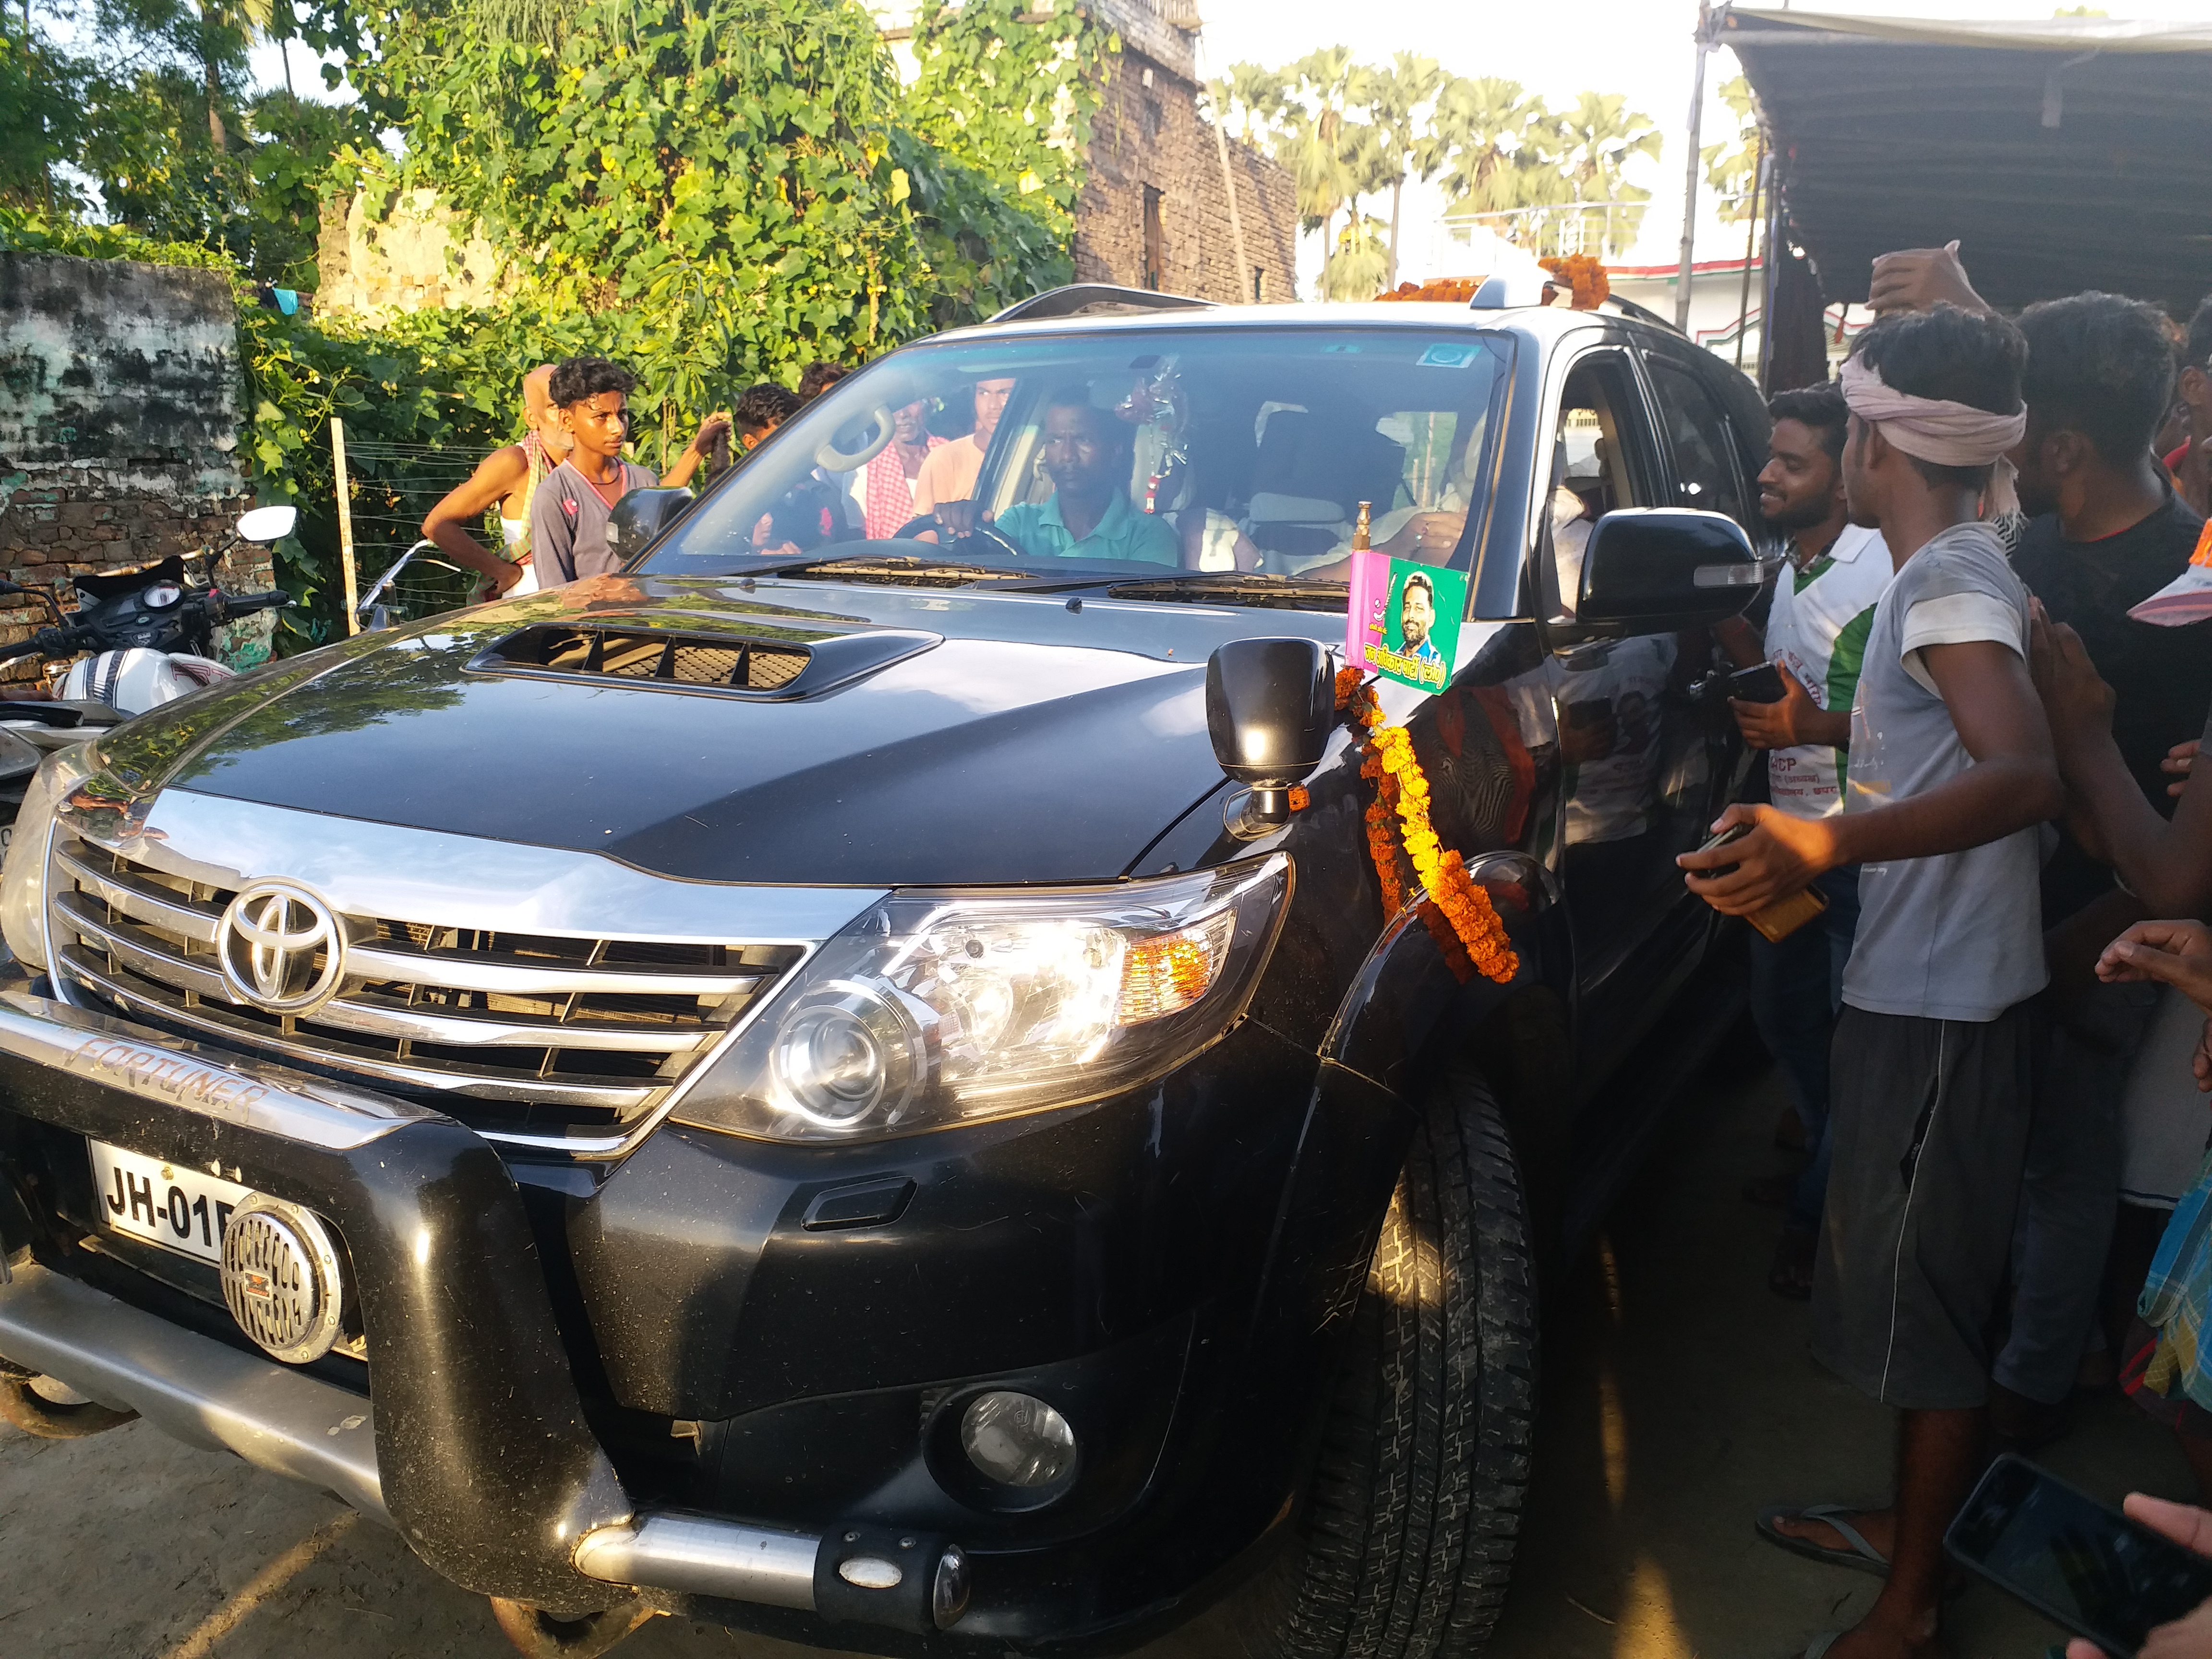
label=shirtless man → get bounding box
[424,367,729,598]
[421,364,569,597]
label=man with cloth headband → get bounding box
[1680,306,2063,1659]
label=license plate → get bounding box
[87,1139,255,1265]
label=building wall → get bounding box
[0,252,272,680]
[1075,50,1298,305]
[317,189,511,319]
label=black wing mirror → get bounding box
[1206,637,1333,838]
[1575,507,1764,633]
[607,488,697,562]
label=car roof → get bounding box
[924,301,1677,350]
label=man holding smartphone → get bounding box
[1731,383,1893,1299]
[1681,307,2063,1659]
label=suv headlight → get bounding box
[671,854,1291,1143]
[0,743,101,973]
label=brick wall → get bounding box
[1075,50,1299,305]
[0,252,273,682]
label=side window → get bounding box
[1645,356,1749,525]
[1545,350,1654,619]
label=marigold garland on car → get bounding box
[1373,276,1483,304]
[1335,669,1519,985]
[1539,254,1610,311]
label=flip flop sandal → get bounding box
[1755,1503,1888,1577]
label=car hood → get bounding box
[96,574,1330,886]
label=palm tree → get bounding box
[1429,77,1559,213]
[1283,46,1361,297]
[1701,74,1761,225]
[1350,51,1444,290]
[1325,211,1391,301]
[197,0,274,153]
[1550,90,1660,258]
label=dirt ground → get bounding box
[0,1056,2190,1659]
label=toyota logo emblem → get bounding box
[217,879,347,1014]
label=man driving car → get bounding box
[935,387,1179,565]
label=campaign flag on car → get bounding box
[1344,550,1389,672]
[1365,559,1467,693]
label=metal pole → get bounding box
[1674,4,1712,332]
[330,417,360,637]
[1734,143,1765,371]
[1756,169,1785,393]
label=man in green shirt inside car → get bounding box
[933,385,1179,566]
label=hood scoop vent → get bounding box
[468,624,941,701]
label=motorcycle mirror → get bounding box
[235,506,298,545]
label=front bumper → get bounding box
[0,980,1406,1651]
[0,989,962,1634]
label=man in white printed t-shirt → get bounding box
[1728,383,1892,1300]
[1681,306,2062,1659]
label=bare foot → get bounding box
[1774,1506,1898,1562]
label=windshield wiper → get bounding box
[1104,572,1348,608]
[778,554,1041,588]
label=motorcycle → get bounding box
[0,505,297,861]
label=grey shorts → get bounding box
[1810,1002,2036,1410]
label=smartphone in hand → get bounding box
[1946,1455,2212,1657]
[1729,663,1788,704]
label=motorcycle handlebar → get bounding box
[0,625,85,667]
[220,590,293,616]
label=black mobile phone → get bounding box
[1693,820,1752,877]
[1946,1455,2212,1657]
[1729,662,1788,704]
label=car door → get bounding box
[1535,338,1719,1074]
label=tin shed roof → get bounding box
[1722,6,2212,315]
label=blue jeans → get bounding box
[1746,864,1862,1233]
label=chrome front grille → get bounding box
[47,834,804,1149]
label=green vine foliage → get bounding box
[362,0,928,390]
[6,0,1113,652]
[900,0,1112,325]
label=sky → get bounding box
[1195,0,2212,291]
[246,0,2212,297]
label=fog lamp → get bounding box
[959,1391,1077,1490]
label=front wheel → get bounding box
[1238,1066,1538,1659]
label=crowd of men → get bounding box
[418,360,842,594]
[1676,245,2212,1659]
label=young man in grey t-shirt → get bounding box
[1681,307,2062,1659]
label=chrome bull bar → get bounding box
[0,987,968,1633]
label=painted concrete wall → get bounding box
[0,252,269,681]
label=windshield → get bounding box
[637,325,1512,599]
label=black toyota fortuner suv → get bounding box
[0,282,1771,1659]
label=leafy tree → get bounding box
[194,0,273,152]
[902,0,1109,325]
[1430,75,1566,223]
[1701,74,1762,227]
[1350,51,1445,291]
[1550,90,1659,256]
[1229,47,1395,299]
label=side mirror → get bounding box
[1575,507,1763,633]
[1206,637,1333,837]
[607,488,696,560]
[235,505,298,545]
